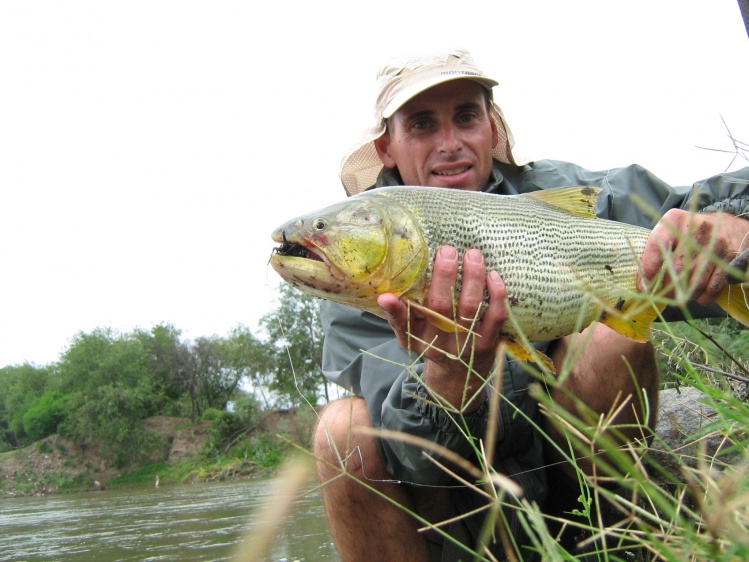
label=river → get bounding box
[0,478,340,561]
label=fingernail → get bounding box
[487,270,503,287]
[465,249,483,264]
[439,246,458,260]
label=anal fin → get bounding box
[502,338,556,374]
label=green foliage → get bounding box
[107,462,169,487]
[52,328,177,467]
[187,335,247,420]
[0,363,55,447]
[134,324,192,404]
[655,316,749,394]
[23,391,68,441]
[244,433,284,468]
[201,393,263,458]
[259,283,327,408]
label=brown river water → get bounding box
[0,478,340,561]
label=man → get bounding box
[313,48,749,561]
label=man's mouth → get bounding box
[433,166,470,177]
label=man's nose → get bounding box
[437,123,462,153]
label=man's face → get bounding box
[374,80,499,191]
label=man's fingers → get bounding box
[479,270,508,336]
[377,293,416,349]
[639,222,671,291]
[456,249,487,325]
[427,246,460,315]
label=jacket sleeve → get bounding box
[320,300,492,485]
[601,164,749,227]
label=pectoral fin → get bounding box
[406,300,555,373]
[405,299,470,333]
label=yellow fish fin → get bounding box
[405,299,470,334]
[597,300,662,342]
[527,186,601,218]
[715,284,749,328]
[502,338,556,374]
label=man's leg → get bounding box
[545,322,659,477]
[543,323,659,558]
[313,396,431,562]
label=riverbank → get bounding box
[0,409,314,497]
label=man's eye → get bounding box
[411,120,430,130]
[458,113,477,124]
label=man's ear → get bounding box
[490,115,499,149]
[374,133,397,168]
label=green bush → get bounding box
[23,392,68,441]
[201,398,263,458]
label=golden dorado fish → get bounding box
[269,185,749,367]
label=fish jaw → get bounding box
[269,253,386,315]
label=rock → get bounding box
[649,386,741,478]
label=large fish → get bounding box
[269,186,749,368]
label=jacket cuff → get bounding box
[411,379,492,440]
[700,196,749,217]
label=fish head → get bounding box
[270,192,429,315]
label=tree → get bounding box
[260,283,327,407]
[56,328,162,464]
[1,363,54,447]
[164,333,251,421]
[222,325,276,409]
[135,324,193,414]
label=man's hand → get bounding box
[639,209,749,305]
[377,246,507,411]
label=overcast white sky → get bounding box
[1,0,748,367]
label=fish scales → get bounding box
[373,187,651,341]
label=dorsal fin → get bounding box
[527,186,601,218]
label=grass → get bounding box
[300,323,749,561]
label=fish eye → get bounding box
[313,218,327,231]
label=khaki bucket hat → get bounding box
[340,48,519,196]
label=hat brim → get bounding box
[382,75,499,119]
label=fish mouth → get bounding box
[270,231,346,285]
[272,233,325,263]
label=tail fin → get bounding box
[715,284,749,327]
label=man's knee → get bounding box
[314,397,384,480]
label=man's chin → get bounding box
[429,174,482,191]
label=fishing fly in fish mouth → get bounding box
[270,184,749,370]
[273,232,324,262]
